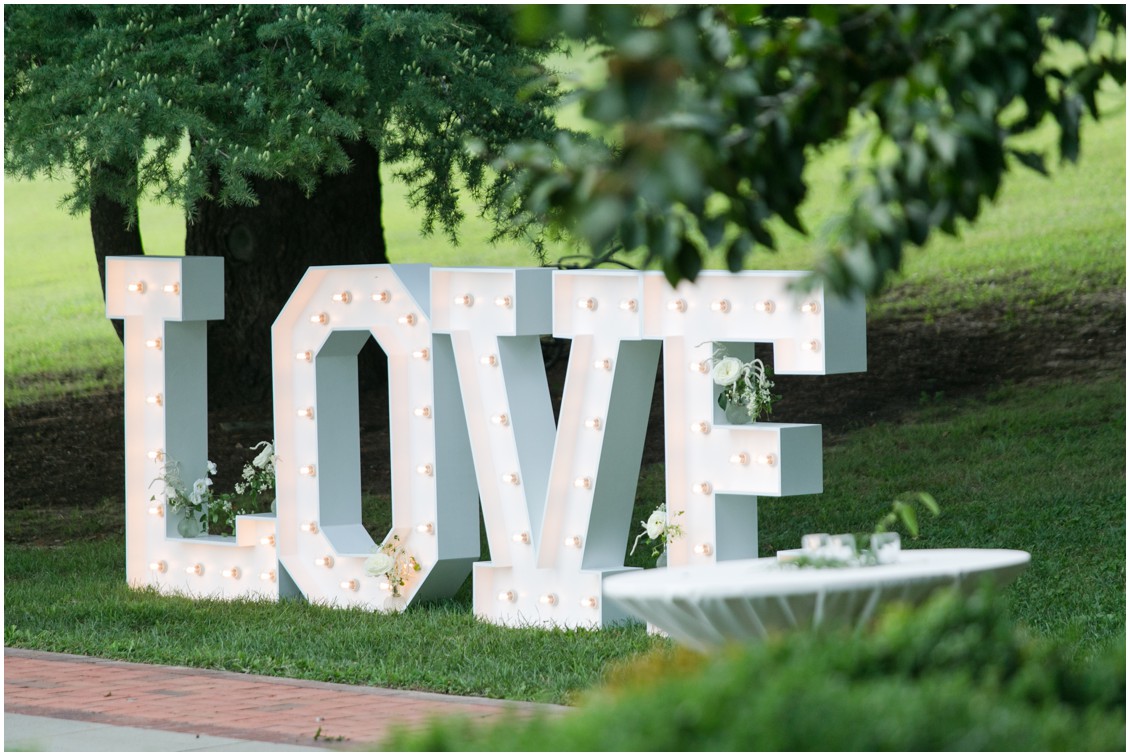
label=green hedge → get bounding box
[383,589,1125,751]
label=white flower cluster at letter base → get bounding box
[364,534,421,601]
[630,503,685,561]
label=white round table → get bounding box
[604,548,1030,652]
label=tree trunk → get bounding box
[185,139,388,410]
[91,162,145,342]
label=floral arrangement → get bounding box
[630,503,684,562]
[711,343,775,422]
[150,441,277,537]
[364,534,421,598]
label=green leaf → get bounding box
[1008,148,1048,177]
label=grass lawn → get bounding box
[5,374,1124,700]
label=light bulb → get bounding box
[480,354,498,367]
[573,477,592,490]
[372,290,391,303]
[577,297,597,311]
[494,295,513,308]
[163,283,180,295]
[801,301,820,314]
[416,522,435,535]
[146,393,163,406]
[145,337,162,350]
[584,417,602,431]
[756,300,775,314]
[491,413,510,426]
[539,593,558,606]
[300,521,319,534]
[417,463,434,476]
[149,560,167,573]
[314,555,334,568]
[693,481,713,495]
[498,590,515,602]
[296,350,313,362]
[127,281,146,294]
[802,339,821,352]
[564,535,583,548]
[331,291,352,304]
[668,298,687,312]
[730,452,750,466]
[378,580,391,592]
[148,503,164,517]
[580,596,598,609]
[297,406,314,419]
[413,348,430,361]
[692,421,710,434]
[260,570,277,582]
[186,563,203,576]
[398,313,416,326]
[620,299,638,312]
[340,579,359,592]
[260,535,276,546]
[414,406,432,419]
[694,543,714,556]
[310,312,328,325]
[711,299,731,313]
[512,531,531,544]
[594,358,612,371]
[758,454,777,467]
[147,449,165,462]
[690,361,708,374]
[222,567,241,579]
[502,472,520,486]
[454,294,474,306]
[299,464,316,477]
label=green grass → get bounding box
[6,375,1124,700]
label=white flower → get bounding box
[645,508,667,540]
[189,477,211,505]
[364,551,395,577]
[252,442,275,470]
[207,460,218,475]
[712,356,743,386]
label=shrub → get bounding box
[382,588,1125,751]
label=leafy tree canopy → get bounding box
[4,4,558,242]
[499,5,1125,295]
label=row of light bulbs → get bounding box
[127,281,180,295]
[497,590,599,609]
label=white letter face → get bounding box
[107,256,279,598]
[432,268,659,628]
[641,271,867,567]
[272,265,478,610]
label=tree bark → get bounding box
[91,162,145,342]
[185,139,388,409]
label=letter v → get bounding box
[432,268,659,627]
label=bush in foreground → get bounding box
[383,589,1125,751]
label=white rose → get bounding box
[189,477,211,504]
[252,442,275,470]
[364,551,395,577]
[712,357,743,387]
[645,509,667,540]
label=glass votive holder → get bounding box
[870,531,901,564]
[801,533,830,557]
[829,533,857,561]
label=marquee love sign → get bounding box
[107,257,865,628]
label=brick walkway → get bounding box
[5,648,567,750]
